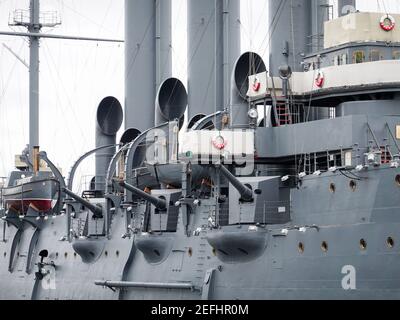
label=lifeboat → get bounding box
[1,172,60,214]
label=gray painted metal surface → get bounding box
[230,52,266,128]
[4,0,400,302]
[187,0,240,119]
[155,78,187,125]
[95,97,123,191]
[269,0,311,75]
[0,31,123,42]
[311,0,329,52]
[29,0,40,163]
[125,0,172,131]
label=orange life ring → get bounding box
[315,70,324,88]
[380,14,395,32]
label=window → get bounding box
[342,53,348,65]
[352,51,365,64]
[334,55,340,66]
[329,107,336,119]
[369,50,381,62]
[393,51,400,60]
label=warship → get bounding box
[1,0,400,300]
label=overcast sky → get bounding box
[0,0,400,190]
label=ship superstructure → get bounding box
[1,0,400,300]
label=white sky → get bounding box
[0,0,400,189]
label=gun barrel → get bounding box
[63,188,103,217]
[119,181,166,210]
[217,164,253,201]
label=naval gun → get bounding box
[117,179,181,233]
[62,188,103,218]
[216,164,253,202]
[117,180,167,210]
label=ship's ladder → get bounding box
[276,101,292,126]
[304,153,312,174]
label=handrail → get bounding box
[67,144,118,191]
[105,142,133,194]
[94,280,195,290]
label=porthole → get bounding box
[55,252,59,258]
[387,237,394,248]
[395,175,400,186]
[188,247,193,257]
[321,241,328,252]
[3,252,6,258]
[116,250,120,257]
[360,239,367,250]
[104,250,108,257]
[73,252,77,258]
[64,252,68,258]
[349,180,357,191]
[329,183,336,193]
[298,242,304,254]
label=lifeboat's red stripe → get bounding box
[5,199,53,212]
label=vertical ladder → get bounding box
[303,154,311,174]
[276,100,292,126]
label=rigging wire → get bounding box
[41,44,79,157]
[171,0,186,80]
[61,0,116,34]
[0,41,25,176]
[125,1,160,82]
[42,41,88,147]
[236,0,288,103]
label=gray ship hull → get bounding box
[1,165,400,300]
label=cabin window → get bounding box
[369,50,381,62]
[329,107,336,119]
[334,55,340,66]
[352,51,365,64]
[393,51,400,60]
[342,54,348,65]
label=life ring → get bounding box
[380,14,396,32]
[315,70,324,88]
[212,135,227,150]
[252,79,261,92]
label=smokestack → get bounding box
[95,97,123,191]
[338,0,356,17]
[269,0,311,76]
[311,0,329,52]
[187,0,240,121]
[125,0,172,131]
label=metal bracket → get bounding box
[201,268,217,300]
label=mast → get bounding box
[28,0,41,163]
[0,0,123,170]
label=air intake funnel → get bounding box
[155,77,188,125]
[120,128,141,145]
[95,96,123,191]
[230,52,266,128]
